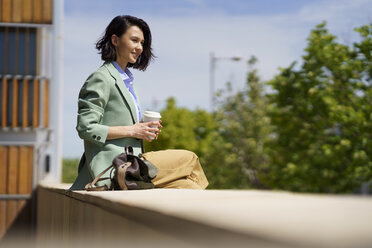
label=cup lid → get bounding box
[144,111,161,118]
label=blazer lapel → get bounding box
[104,62,138,123]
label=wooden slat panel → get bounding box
[18,146,33,217]
[27,146,34,192]
[0,146,8,193]
[0,146,7,240]
[12,0,23,22]
[17,146,29,213]
[18,146,33,194]
[12,78,18,128]
[1,0,12,22]
[22,0,33,23]
[7,146,19,194]
[18,146,28,194]
[6,146,19,229]
[43,79,49,128]
[33,0,43,23]
[43,0,52,23]
[1,77,8,128]
[23,78,29,128]
[32,78,39,128]
[0,200,6,239]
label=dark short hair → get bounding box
[96,15,154,71]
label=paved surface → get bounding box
[40,183,372,248]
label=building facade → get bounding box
[0,0,63,239]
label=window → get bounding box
[0,27,38,75]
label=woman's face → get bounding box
[112,25,144,65]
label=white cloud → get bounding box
[62,0,372,157]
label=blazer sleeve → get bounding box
[76,71,110,145]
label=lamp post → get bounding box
[209,52,242,112]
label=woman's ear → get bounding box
[111,34,118,47]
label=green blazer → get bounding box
[70,62,143,190]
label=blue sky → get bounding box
[65,0,318,16]
[62,0,372,157]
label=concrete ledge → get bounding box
[37,182,372,248]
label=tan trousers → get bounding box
[142,150,209,189]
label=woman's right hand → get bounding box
[131,121,161,141]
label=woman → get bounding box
[70,15,208,190]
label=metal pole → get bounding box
[209,53,242,112]
[52,0,64,182]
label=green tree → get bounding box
[264,22,372,193]
[144,97,216,171]
[204,56,271,189]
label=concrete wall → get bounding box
[36,183,372,248]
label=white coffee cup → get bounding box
[143,111,161,140]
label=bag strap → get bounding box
[85,164,114,191]
[116,162,132,190]
[124,146,134,155]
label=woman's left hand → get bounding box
[131,121,162,141]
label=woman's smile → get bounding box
[131,51,139,60]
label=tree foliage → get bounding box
[144,57,271,189]
[144,97,216,169]
[139,22,372,193]
[205,56,271,188]
[264,22,372,192]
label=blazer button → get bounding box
[97,136,101,141]
[92,135,97,139]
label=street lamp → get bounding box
[209,52,242,112]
